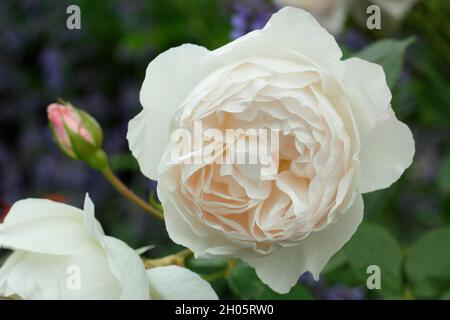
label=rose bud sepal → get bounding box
[47,101,107,170]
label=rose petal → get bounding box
[128,44,212,180]
[82,193,105,243]
[146,265,218,300]
[0,251,66,299]
[244,193,363,293]
[0,199,96,255]
[0,249,121,300]
[160,184,256,258]
[359,115,415,193]
[102,236,149,300]
[343,57,392,138]
[274,0,350,35]
[213,7,343,78]
[160,185,225,256]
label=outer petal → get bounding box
[342,57,392,138]
[0,251,66,299]
[59,248,121,299]
[102,236,150,300]
[81,193,149,299]
[127,44,212,180]
[82,193,105,243]
[0,199,96,255]
[343,58,414,192]
[358,114,415,193]
[159,185,253,258]
[275,0,350,35]
[212,7,343,77]
[146,266,218,300]
[0,249,121,300]
[161,193,209,255]
[244,194,363,293]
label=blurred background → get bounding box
[0,0,449,300]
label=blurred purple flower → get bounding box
[75,93,109,123]
[324,284,365,300]
[104,125,128,154]
[148,179,159,203]
[3,29,26,53]
[399,69,413,85]
[149,179,158,193]
[39,47,64,91]
[250,11,272,30]
[0,147,21,202]
[338,29,369,51]
[399,192,440,217]
[409,128,445,184]
[0,58,15,92]
[118,82,140,117]
[230,13,247,39]
[231,13,247,31]
[230,29,246,40]
[298,273,366,300]
[299,272,323,287]
[228,0,275,40]
[33,154,88,191]
[19,127,54,159]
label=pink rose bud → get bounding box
[47,103,94,157]
[47,101,107,169]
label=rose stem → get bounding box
[143,248,193,269]
[101,166,164,221]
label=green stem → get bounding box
[143,249,192,269]
[101,167,164,221]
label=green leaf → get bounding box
[227,261,265,299]
[186,257,228,275]
[437,151,450,194]
[343,223,403,295]
[227,261,312,300]
[405,227,450,298]
[441,290,450,300]
[355,37,414,88]
[322,249,347,274]
[323,265,362,287]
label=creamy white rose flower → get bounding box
[128,7,415,293]
[0,195,217,300]
[274,0,350,34]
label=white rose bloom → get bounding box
[0,195,217,300]
[128,7,414,293]
[274,0,350,34]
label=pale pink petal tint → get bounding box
[47,103,94,149]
